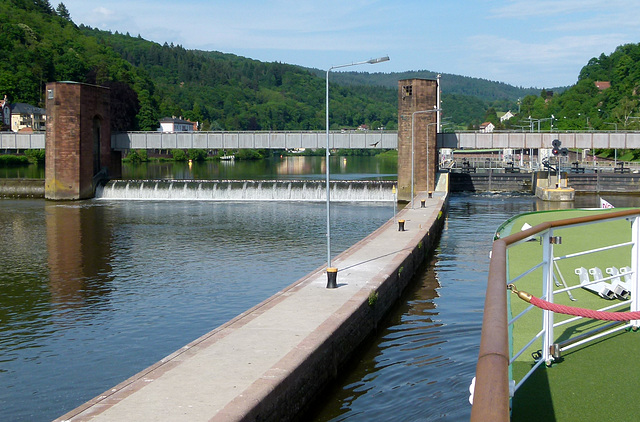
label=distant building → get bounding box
[479,122,495,133]
[595,81,611,91]
[159,116,198,132]
[9,102,46,132]
[498,110,515,122]
[0,95,10,129]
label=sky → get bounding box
[60,0,640,89]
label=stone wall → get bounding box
[449,172,534,193]
[567,173,640,193]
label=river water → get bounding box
[1,199,396,421]
[1,156,639,421]
[305,193,540,421]
[0,155,398,181]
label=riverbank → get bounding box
[55,190,448,421]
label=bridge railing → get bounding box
[0,132,45,150]
[5,130,640,152]
[111,130,398,150]
[439,131,640,149]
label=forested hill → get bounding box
[513,43,640,136]
[307,69,546,102]
[0,0,574,133]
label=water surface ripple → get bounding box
[0,199,392,421]
[307,193,539,421]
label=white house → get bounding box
[499,110,515,123]
[479,122,495,133]
[159,116,197,132]
[0,96,10,129]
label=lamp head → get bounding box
[367,56,390,64]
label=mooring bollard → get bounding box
[420,199,426,208]
[428,191,433,198]
[398,219,405,231]
[326,267,338,289]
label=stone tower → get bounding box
[397,79,439,202]
[45,82,115,200]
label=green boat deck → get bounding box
[499,209,640,421]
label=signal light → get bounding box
[551,139,561,156]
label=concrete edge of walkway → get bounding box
[56,191,449,422]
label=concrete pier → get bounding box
[55,190,448,422]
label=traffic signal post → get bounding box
[535,139,576,202]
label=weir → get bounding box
[96,179,396,202]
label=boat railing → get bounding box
[470,208,640,422]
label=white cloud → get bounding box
[489,0,629,19]
[93,6,115,18]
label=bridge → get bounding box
[4,130,640,151]
[438,131,640,149]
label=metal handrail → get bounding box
[470,208,640,422]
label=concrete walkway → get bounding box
[57,191,447,422]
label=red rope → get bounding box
[530,296,640,321]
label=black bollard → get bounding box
[420,199,426,208]
[428,191,433,198]
[326,267,338,289]
[398,219,405,231]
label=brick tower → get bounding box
[397,79,439,202]
[45,82,113,200]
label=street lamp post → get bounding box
[426,121,438,193]
[410,108,440,208]
[325,56,389,285]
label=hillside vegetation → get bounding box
[4,0,639,138]
[488,43,640,137]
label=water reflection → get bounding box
[45,203,113,308]
[120,156,397,181]
[0,155,397,182]
[0,163,44,179]
[0,199,393,421]
[307,194,541,422]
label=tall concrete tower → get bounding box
[397,79,439,202]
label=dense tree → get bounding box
[56,2,70,20]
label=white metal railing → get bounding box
[471,208,640,422]
[5,131,640,152]
[110,130,398,150]
[508,214,640,393]
[0,132,45,149]
[439,131,640,150]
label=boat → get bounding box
[470,207,640,421]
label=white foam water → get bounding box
[96,180,396,202]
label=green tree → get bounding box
[613,98,638,128]
[56,2,70,20]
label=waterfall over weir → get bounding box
[96,180,396,202]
